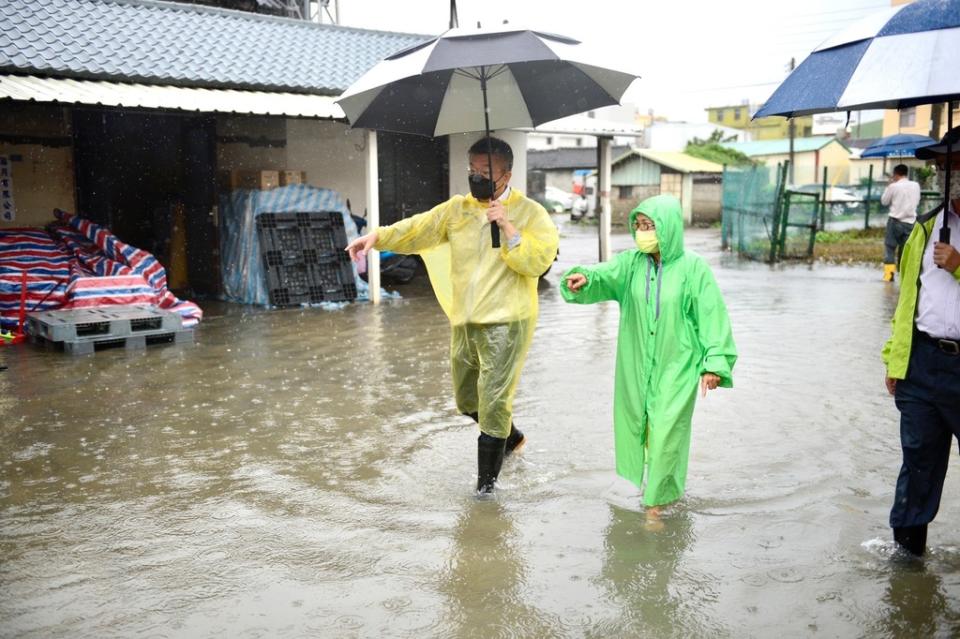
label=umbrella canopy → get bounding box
[755,0,960,118]
[335,25,639,138]
[861,133,937,158]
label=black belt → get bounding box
[915,330,960,355]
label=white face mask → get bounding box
[936,168,960,201]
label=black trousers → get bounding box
[890,334,960,529]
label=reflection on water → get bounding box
[3,223,960,637]
[593,506,697,637]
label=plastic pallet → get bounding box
[31,329,194,355]
[256,211,357,306]
[26,306,185,342]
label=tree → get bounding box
[684,129,754,166]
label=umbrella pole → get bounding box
[480,66,501,248]
[943,107,953,246]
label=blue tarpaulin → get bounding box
[219,184,392,306]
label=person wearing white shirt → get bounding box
[882,126,960,556]
[880,164,921,282]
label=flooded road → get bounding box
[3,218,960,638]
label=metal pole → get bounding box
[480,67,500,248]
[598,136,612,262]
[864,164,873,230]
[365,129,381,304]
[820,166,828,229]
[942,107,953,246]
[449,0,459,28]
[788,57,796,185]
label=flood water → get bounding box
[3,218,960,638]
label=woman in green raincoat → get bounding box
[561,194,736,514]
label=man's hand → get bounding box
[885,376,897,396]
[565,273,588,292]
[346,231,378,262]
[933,242,960,272]
[700,373,721,397]
[486,201,517,240]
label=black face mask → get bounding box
[469,173,495,200]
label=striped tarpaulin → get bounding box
[0,214,202,329]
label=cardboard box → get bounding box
[279,170,307,186]
[224,170,280,191]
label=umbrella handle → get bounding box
[480,67,501,249]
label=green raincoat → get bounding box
[561,195,737,506]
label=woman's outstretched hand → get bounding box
[565,273,588,292]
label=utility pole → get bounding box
[787,57,796,185]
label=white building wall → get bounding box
[285,119,370,215]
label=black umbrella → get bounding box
[336,24,639,247]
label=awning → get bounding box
[0,74,346,119]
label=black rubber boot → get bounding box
[477,433,507,495]
[893,524,928,557]
[505,423,525,455]
[464,412,525,456]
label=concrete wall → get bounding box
[215,116,371,215]
[692,177,723,224]
[0,103,76,228]
[543,169,574,192]
[285,119,369,216]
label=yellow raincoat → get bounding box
[375,189,558,438]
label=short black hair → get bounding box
[893,164,909,176]
[468,136,513,171]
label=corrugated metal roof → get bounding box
[0,0,429,94]
[612,149,724,173]
[722,136,850,156]
[527,145,631,170]
[0,74,344,118]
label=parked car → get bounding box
[545,186,576,211]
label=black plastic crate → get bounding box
[256,211,356,307]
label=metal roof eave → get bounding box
[0,74,347,120]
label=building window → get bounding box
[734,108,741,121]
[545,136,553,145]
[618,185,634,200]
[576,138,583,147]
[716,109,725,121]
[899,108,916,128]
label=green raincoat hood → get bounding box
[629,195,685,263]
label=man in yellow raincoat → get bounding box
[561,195,736,517]
[346,137,559,495]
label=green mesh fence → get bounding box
[721,163,788,261]
[722,163,943,262]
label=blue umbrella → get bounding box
[755,0,959,241]
[860,133,937,158]
[755,0,960,118]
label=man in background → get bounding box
[880,164,921,282]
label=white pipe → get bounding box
[365,129,381,305]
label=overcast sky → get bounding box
[330,0,893,123]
